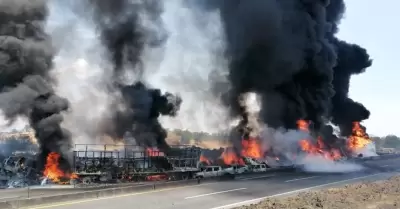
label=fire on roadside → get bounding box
[297,120,342,160]
[43,152,78,184]
[200,120,373,166]
[348,121,371,151]
[200,154,211,165]
[220,148,245,165]
[241,137,263,159]
[218,136,264,166]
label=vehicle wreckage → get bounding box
[0,144,203,187]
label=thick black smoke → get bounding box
[203,0,336,141]
[0,0,72,170]
[326,1,372,137]
[200,0,371,148]
[330,39,372,136]
[88,0,181,150]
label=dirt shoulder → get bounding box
[236,176,400,209]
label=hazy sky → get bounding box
[1,0,396,137]
[337,0,399,136]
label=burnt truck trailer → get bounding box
[72,144,201,184]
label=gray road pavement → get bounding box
[0,182,149,201]
[21,157,400,209]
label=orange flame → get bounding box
[146,148,165,157]
[43,152,77,184]
[220,149,244,165]
[348,122,371,151]
[297,120,309,132]
[200,154,211,165]
[241,137,263,159]
[297,120,342,160]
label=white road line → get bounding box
[237,174,276,181]
[0,196,21,200]
[210,173,382,209]
[382,165,390,167]
[185,188,247,199]
[285,176,319,182]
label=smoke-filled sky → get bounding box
[0,0,397,137]
[336,0,399,136]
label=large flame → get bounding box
[220,148,244,165]
[241,137,263,159]
[348,122,371,151]
[297,120,342,160]
[43,152,77,184]
[200,154,211,165]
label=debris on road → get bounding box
[236,175,400,209]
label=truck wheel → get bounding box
[82,177,92,185]
[181,174,189,180]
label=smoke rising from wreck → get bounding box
[325,0,372,137]
[0,0,72,170]
[195,0,373,150]
[87,0,182,150]
[0,0,374,175]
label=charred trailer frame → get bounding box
[72,144,201,184]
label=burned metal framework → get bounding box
[72,144,201,182]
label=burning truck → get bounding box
[198,120,375,171]
[0,119,376,188]
[38,144,201,186]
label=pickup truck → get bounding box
[224,165,249,174]
[195,164,250,178]
[250,164,268,172]
[195,166,225,178]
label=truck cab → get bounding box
[224,164,249,174]
[195,166,224,178]
[251,164,267,172]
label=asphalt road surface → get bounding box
[20,157,400,209]
[0,182,148,201]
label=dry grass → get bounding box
[236,176,400,209]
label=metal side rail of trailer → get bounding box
[71,144,202,184]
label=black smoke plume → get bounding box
[326,1,372,137]
[204,0,336,143]
[330,39,372,136]
[200,0,371,148]
[0,0,72,171]
[88,0,181,150]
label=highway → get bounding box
[0,182,150,201]
[20,156,400,209]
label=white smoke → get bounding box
[142,0,232,133]
[299,155,364,173]
[0,113,27,132]
[352,141,378,157]
[46,1,115,144]
[258,125,365,173]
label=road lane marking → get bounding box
[210,173,382,209]
[382,165,390,167]
[0,196,21,200]
[185,188,247,199]
[237,174,276,181]
[23,182,219,209]
[285,176,319,182]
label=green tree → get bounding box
[382,135,400,148]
